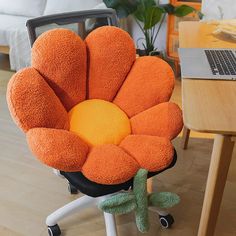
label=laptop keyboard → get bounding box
[204,50,236,76]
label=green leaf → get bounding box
[148,192,180,209]
[121,0,139,15]
[103,0,138,18]
[137,0,155,8]
[134,0,157,23]
[174,5,195,17]
[98,192,137,214]
[133,169,149,233]
[133,169,148,193]
[115,5,130,18]
[134,4,145,22]
[198,11,204,20]
[144,6,164,29]
[160,3,175,14]
[103,0,120,8]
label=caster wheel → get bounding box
[68,182,79,194]
[48,224,61,236]
[159,214,174,229]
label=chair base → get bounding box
[46,194,172,236]
[46,195,118,236]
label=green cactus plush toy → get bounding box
[98,169,180,233]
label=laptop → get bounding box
[178,48,236,80]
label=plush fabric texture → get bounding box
[98,192,137,215]
[99,169,149,233]
[32,29,87,111]
[7,26,183,185]
[114,56,175,117]
[131,102,183,140]
[120,135,174,172]
[148,192,180,209]
[133,169,149,233]
[82,144,139,184]
[27,128,89,172]
[99,169,180,233]
[69,99,131,146]
[7,67,69,132]
[86,26,136,101]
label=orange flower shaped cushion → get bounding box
[7,26,183,185]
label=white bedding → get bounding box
[0,14,31,71]
[44,0,102,15]
[8,25,31,71]
[0,14,29,46]
[0,0,46,17]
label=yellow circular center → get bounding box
[69,99,131,146]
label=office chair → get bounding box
[7,9,183,236]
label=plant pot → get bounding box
[136,49,164,59]
[136,49,148,57]
[149,50,163,58]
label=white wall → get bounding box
[202,0,236,20]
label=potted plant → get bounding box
[103,0,203,56]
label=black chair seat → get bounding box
[61,149,177,197]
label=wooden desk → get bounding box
[179,21,236,236]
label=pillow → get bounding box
[44,0,102,15]
[202,0,236,20]
[0,0,47,17]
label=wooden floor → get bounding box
[0,58,235,236]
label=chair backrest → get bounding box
[26,9,119,46]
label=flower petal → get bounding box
[7,68,69,132]
[131,102,183,140]
[27,128,89,172]
[32,29,87,111]
[82,144,139,185]
[114,56,175,117]
[120,135,174,172]
[86,26,136,101]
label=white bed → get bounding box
[0,0,105,71]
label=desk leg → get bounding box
[147,178,153,193]
[181,126,190,150]
[197,134,235,236]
